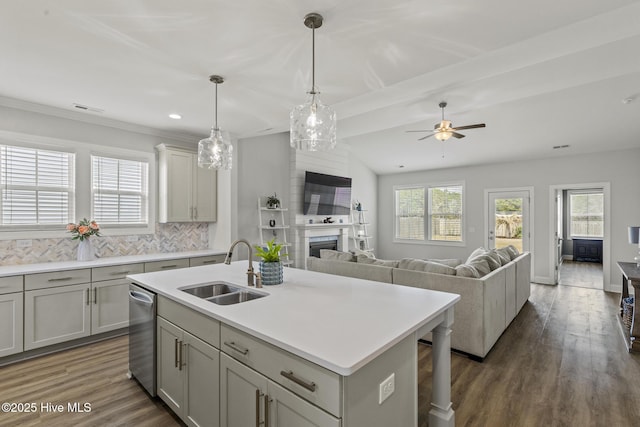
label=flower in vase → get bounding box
[67,218,101,241]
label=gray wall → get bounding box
[377,148,640,290]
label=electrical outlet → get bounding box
[17,239,32,248]
[378,373,395,404]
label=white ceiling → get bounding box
[2,0,639,174]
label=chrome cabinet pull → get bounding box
[49,277,73,282]
[174,338,179,368]
[178,341,184,371]
[109,271,130,276]
[224,341,249,355]
[86,288,90,305]
[194,207,198,220]
[160,264,178,269]
[93,288,97,304]
[202,260,217,264]
[280,370,316,392]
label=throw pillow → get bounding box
[357,255,399,268]
[319,249,355,262]
[484,250,503,269]
[427,258,462,268]
[495,247,511,264]
[455,264,480,278]
[468,258,490,277]
[466,247,487,264]
[398,258,456,275]
[506,245,520,260]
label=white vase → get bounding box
[77,239,95,262]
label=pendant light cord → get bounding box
[213,82,219,131]
[310,23,316,95]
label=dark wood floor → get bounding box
[2,283,639,426]
[559,260,603,289]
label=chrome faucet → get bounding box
[224,239,262,287]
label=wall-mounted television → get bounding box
[303,171,352,215]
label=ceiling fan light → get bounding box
[434,131,452,141]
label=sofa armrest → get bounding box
[513,252,531,311]
[306,257,394,284]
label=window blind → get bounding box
[92,155,148,225]
[569,192,603,238]
[0,145,75,226]
[428,185,462,241]
[395,187,425,240]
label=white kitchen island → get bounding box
[128,261,459,427]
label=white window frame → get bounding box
[0,130,155,240]
[568,189,603,239]
[393,181,465,246]
[91,154,149,227]
[394,185,425,241]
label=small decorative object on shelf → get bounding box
[323,217,334,223]
[266,193,280,209]
[67,218,101,261]
[353,200,362,211]
[254,239,284,285]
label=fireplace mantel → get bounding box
[295,222,352,230]
[295,223,351,268]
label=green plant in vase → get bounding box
[254,239,284,285]
[266,193,280,209]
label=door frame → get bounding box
[548,182,610,290]
[484,186,534,281]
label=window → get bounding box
[395,186,425,240]
[394,182,464,243]
[0,145,75,227]
[92,155,148,225]
[569,191,603,238]
[428,184,463,242]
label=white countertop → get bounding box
[128,262,459,376]
[0,249,227,277]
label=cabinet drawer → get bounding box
[92,263,144,282]
[25,269,91,291]
[221,324,341,417]
[0,275,23,294]
[189,255,225,267]
[144,258,189,273]
[158,296,220,348]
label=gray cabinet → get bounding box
[0,292,23,357]
[157,316,220,427]
[189,254,226,267]
[144,258,190,273]
[157,144,217,223]
[90,279,130,334]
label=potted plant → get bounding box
[266,193,280,209]
[254,238,283,285]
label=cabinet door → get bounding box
[193,164,217,222]
[91,279,129,334]
[165,149,194,222]
[0,292,23,357]
[184,332,220,427]
[268,380,341,427]
[157,317,185,415]
[24,283,91,350]
[220,353,268,427]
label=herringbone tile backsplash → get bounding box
[0,223,209,266]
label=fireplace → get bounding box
[309,236,339,258]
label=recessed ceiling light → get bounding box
[168,113,182,120]
[398,165,405,168]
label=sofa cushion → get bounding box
[455,264,481,278]
[495,247,511,264]
[484,250,503,270]
[466,247,487,264]
[398,258,456,275]
[319,249,355,262]
[468,258,491,277]
[506,245,520,260]
[427,258,462,268]
[357,254,399,268]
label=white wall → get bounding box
[377,148,640,291]
[348,154,378,253]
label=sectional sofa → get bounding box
[306,250,531,360]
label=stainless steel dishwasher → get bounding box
[128,283,157,396]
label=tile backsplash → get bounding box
[0,223,209,266]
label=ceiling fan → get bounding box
[407,102,486,141]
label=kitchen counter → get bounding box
[0,249,226,277]
[129,261,459,426]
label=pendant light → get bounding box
[198,75,233,170]
[290,13,336,151]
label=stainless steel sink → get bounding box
[180,282,267,305]
[210,290,266,305]
[181,282,238,298]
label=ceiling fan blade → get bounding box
[405,130,434,133]
[417,134,435,141]
[451,132,466,139]
[451,123,486,131]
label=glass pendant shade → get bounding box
[197,74,232,170]
[290,92,336,151]
[198,127,233,170]
[290,12,336,151]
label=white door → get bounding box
[487,190,530,253]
